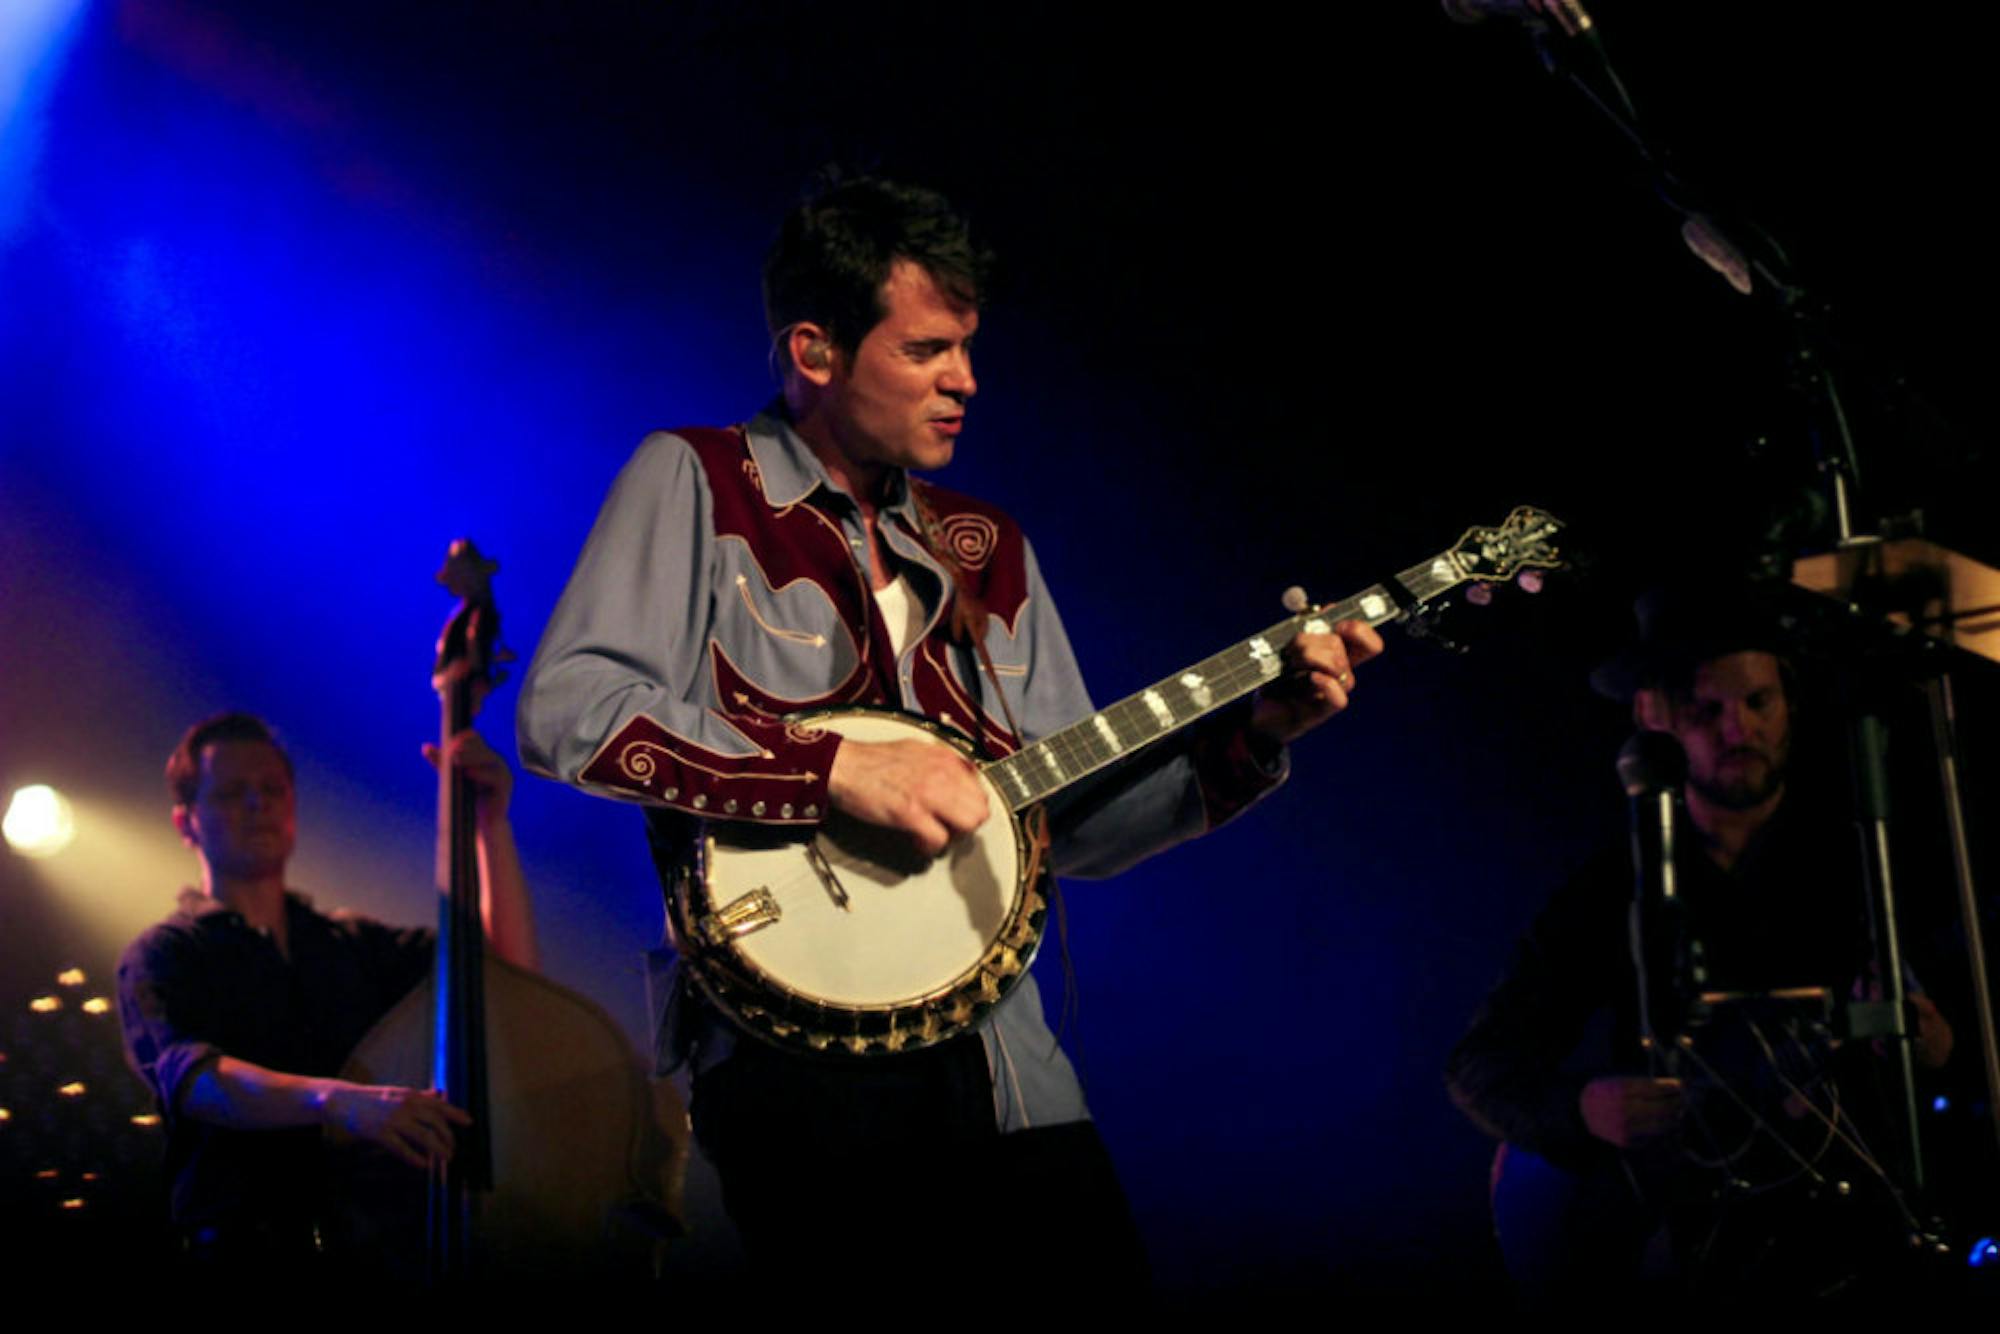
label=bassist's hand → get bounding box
[426,729,514,829]
[321,1082,471,1170]
[828,738,989,856]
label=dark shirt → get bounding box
[117,890,433,1228]
[1446,796,1871,1171]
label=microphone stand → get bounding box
[1619,731,1688,1074]
[1458,2,2000,1226]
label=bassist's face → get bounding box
[175,740,297,881]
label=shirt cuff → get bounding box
[1191,709,1289,830]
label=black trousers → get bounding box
[693,1034,1148,1291]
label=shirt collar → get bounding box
[743,402,919,524]
[176,886,313,925]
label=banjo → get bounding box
[666,506,1565,1056]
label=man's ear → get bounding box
[786,321,838,386]
[171,804,199,850]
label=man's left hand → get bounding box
[1250,621,1385,745]
[425,730,515,826]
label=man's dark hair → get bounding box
[763,175,992,357]
[166,712,293,806]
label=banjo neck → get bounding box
[980,508,1562,813]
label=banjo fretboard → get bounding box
[981,548,1477,812]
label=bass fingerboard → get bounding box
[981,548,1472,812]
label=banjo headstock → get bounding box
[1446,506,1566,584]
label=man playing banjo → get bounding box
[516,175,1380,1279]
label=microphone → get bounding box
[1617,730,1687,797]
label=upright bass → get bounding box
[333,539,686,1277]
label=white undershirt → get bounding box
[871,572,926,658]
[874,572,1022,1117]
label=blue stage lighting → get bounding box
[1971,1237,1999,1268]
[0,0,89,241]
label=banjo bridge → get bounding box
[701,887,783,944]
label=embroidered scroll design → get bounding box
[937,513,999,572]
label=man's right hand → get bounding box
[827,738,990,856]
[321,1083,472,1170]
[1578,1075,1684,1148]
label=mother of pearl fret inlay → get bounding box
[1249,637,1280,678]
[1303,617,1329,636]
[1093,714,1124,753]
[1360,593,1389,620]
[1181,671,1211,708]
[1142,689,1173,729]
[1041,748,1063,779]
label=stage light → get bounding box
[5,785,77,857]
[29,995,61,1013]
[0,0,89,241]
[1972,1237,1999,1268]
[129,1113,160,1128]
[81,997,110,1014]
[56,967,84,987]
[1934,1094,1950,1113]
[56,1082,85,1097]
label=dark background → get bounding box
[2,0,1995,1293]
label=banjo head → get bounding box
[677,709,1047,1056]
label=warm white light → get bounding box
[4,785,76,858]
[56,968,84,988]
[81,997,110,1015]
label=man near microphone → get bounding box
[1445,585,1953,1295]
